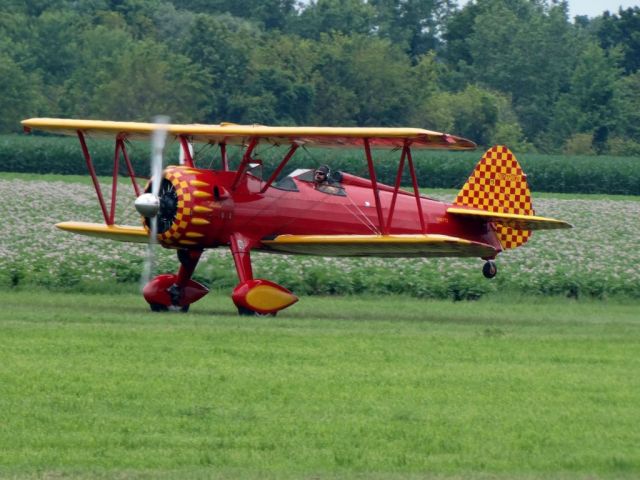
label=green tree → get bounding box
[2,0,70,15]
[550,42,621,153]
[290,0,376,39]
[446,85,496,146]
[413,84,524,146]
[243,33,316,124]
[168,0,296,29]
[0,50,45,131]
[181,14,261,123]
[614,72,640,141]
[31,11,87,85]
[309,34,414,126]
[597,7,640,74]
[62,26,210,121]
[443,0,578,146]
[371,0,457,59]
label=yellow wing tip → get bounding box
[56,221,149,243]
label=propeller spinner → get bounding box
[134,192,160,217]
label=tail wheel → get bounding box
[483,260,497,279]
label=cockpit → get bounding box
[272,169,347,196]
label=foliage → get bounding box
[445,0,579,147]
[0,0,639,154]
[61,26,211,122]
[3,135,639,195]
[550,42,621,153]
[596,6,640,74]
[563,133,595,155]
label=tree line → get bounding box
[2,0,639,154]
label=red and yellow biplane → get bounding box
[22,118,572,315]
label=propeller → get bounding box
[136,115,170,290]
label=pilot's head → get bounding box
[314,165,330,183]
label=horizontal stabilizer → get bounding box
[262,234,497,258]
[56,221,148,243]
[447,207,572,230]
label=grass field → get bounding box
[1,290,639,479]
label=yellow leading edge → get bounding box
[262,234,497,257]
[56,222,148,243]
[21,118,476,150]
[446,208,572,230]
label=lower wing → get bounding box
[56,221,148,243]
[261,234,497,258]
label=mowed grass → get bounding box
[0,291,639,479]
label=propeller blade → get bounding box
[151,115,169,199]
[140,216,158,291]
[141,116,170,292]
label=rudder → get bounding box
[454,146,533,249]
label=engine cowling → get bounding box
[143,166,229,248]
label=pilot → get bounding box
[314,165,331,185]
[314,165,340,194]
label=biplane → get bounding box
[21,118,572,315]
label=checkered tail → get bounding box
[454,146,534,250]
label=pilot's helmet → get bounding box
[315,165,330,176]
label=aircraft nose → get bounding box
[135,192,160,217]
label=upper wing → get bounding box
[21,118,476,150]
[261,234,497,257]
[56,221,148,243]
[447,207,573,230]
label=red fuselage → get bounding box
[157,166,503,255]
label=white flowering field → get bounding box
[1,176,639,299]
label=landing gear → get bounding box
[149,303,168,312]
[229,234,298,316]
[149,303,189,313]
[143,249,208,312]
[237,306,276,317]
[483,260,497,279]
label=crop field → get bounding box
[1,173,639,299]
[1,291,639,479]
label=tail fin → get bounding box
[454,146,533,250]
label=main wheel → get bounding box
[149,303,189,312]
[482,260,497,279]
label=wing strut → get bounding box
[76,130,142,226]
[231,137,259,191]
[220,143,228,171]
[261,144,299,193]
[78,130,109,224]
[119,139,141,198]
[178,135,194,167]
[385,143,408,232]
[360,141,426,234]
[406,144,426,233]
[363,139,385,234]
